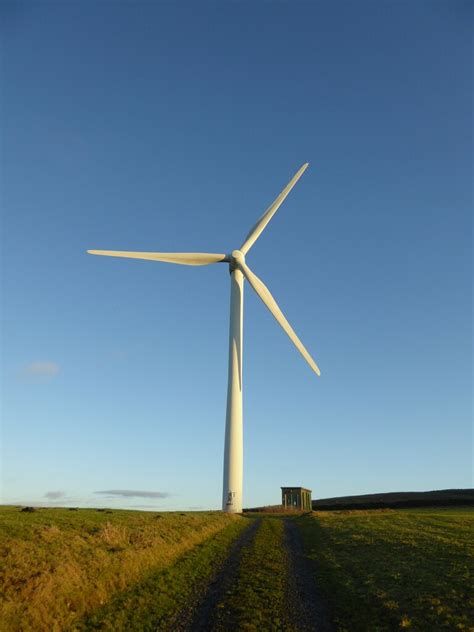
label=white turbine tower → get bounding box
[87,163,320,513]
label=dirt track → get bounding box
[163,515,332,631]
[163,518,261,631]
[284,519,333,631]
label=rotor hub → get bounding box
[229,249,245,273]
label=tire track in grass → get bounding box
[198,515,332,631]
[205,516,287,631]
[77,517,250,631]
[81,514,331,631]
[284,518,334,632]
[175,517,261,631]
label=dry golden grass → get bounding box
[0,506,241,631]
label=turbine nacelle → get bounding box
[229,249,246,272]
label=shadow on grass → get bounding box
[293,509,474,631]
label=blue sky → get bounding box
[2,1,472,510]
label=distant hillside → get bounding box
[312,488,474,511]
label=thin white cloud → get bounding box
[44,491,65,500]
[94,489,170,499]
[23,361,59,378]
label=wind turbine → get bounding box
[87,163,320,513]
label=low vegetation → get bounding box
[1,504,472,631]
[80,517,250,630]
[0,506,242,631]
[312,488,474,511]
[296,507,474,631]
[214,516,290,631]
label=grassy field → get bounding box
[296,507,474,631]
[1,505,472,631]
[312,488,474,511]
[0,506,242,631]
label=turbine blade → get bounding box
[239,262,321,376]
[87,250,228,266]
[240,163,309,255]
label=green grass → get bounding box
[296,507,474,631]
[0,506,242,631]
[2,505,472,631]
[312,489,474,511]
[214,516,292,631]
[78,517,250,630]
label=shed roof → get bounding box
[281,486,312,492]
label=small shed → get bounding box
[281,486,312,511]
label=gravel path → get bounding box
[284,518,334,631]
[162,518,261,631]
